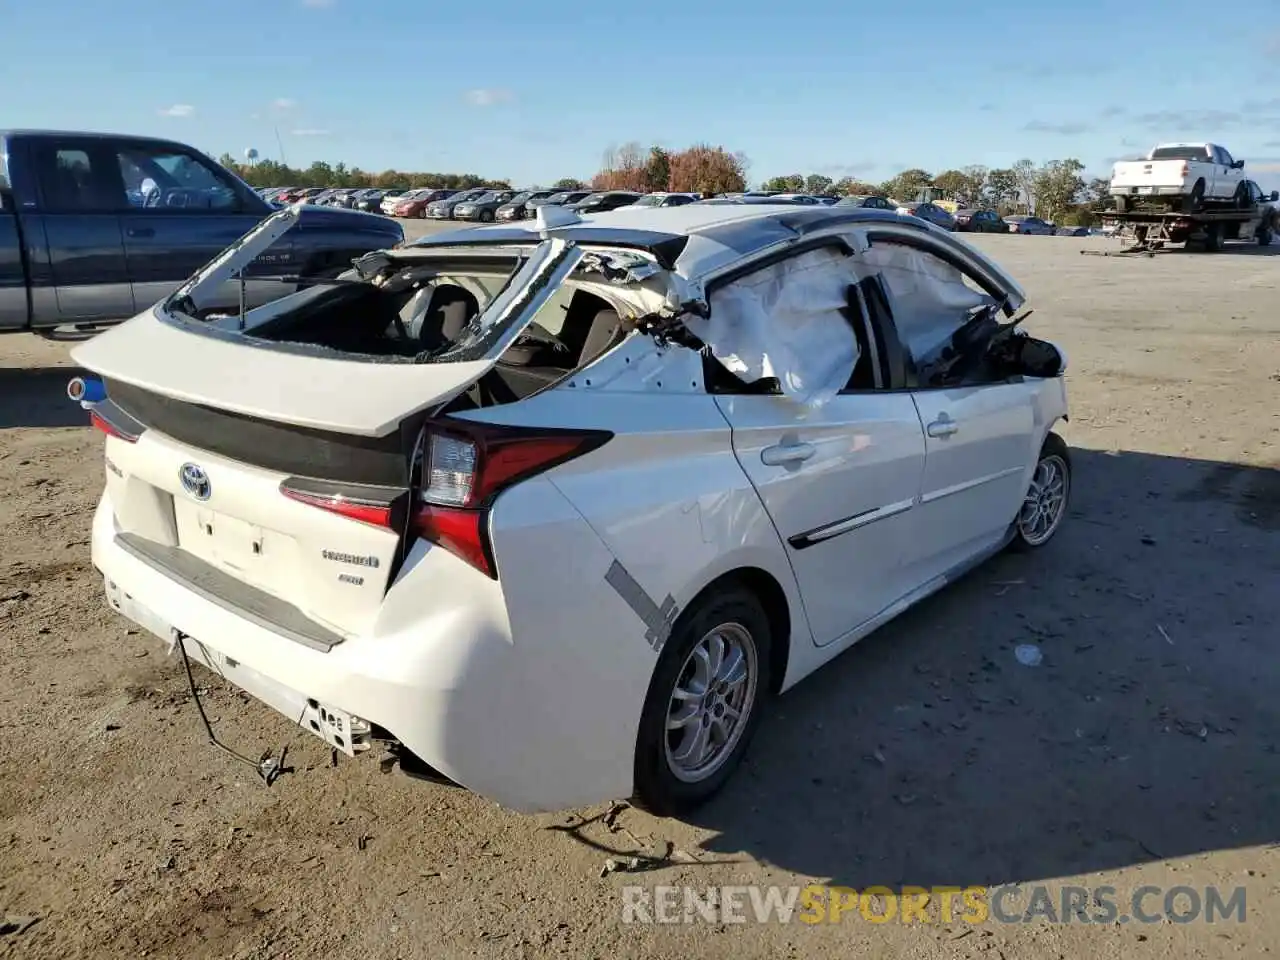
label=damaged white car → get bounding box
[72,201,1070,816]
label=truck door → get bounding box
[112,140,291,312]
[28,138,135,322]
[1215,147,1241,199]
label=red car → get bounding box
[392,189,457,218]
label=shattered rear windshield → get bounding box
[163,239,664,367]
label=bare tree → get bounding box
[1012,158,1038,215]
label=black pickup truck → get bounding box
[0,129,404,336]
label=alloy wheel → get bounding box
[664,622,759,783]
[1018,454,1069,546]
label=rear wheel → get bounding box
[1183,179,1206,214]
[633,585,772,817]
[1009,433,1071,551]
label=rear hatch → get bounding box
[74,212,590,640]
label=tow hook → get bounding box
[377,742,460,788]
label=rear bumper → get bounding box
[90,482,647,812]
[1110,185,1184,197]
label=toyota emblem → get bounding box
[179,462,211,500]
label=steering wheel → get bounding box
[514,320,570,353]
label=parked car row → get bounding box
[252,184,1099,236]
[424,188,704,221]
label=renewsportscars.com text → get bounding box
[620,884,1247,926]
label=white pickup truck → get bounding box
[1109,143,1247,212]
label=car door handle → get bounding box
[761,442,816,466]
[126,227,155,238]
[927,416,959,438]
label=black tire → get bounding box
[1183,179,1206,214]
[1008,432,1071,552]
[418,208,429,219]
[1204,222,1226,252]
[1258,225,1274,246]
[479,209,495,223]
[1235,183,1251,210]
[633,584,773,817]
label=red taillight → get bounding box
[90,410,139,443]
[279,486,394,528]
[412,504,491,576]
[410,420,611,578]
[1180,163,1189,177]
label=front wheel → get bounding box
[633,585,772,817]
[1009,433,1071,551]
[479,209,495,223]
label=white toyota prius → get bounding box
[73,201,1070,816]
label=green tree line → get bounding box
[760,159,1103,225]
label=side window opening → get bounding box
[693,245,862,405]
[864,240,1063,388]
[36,145,125,212]
[116,145,240,211]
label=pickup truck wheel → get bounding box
[1183,180,1206,214]
[1010,433,1071,551]
[1204,223,1226,252]
[1258,226,1273,247]
[632,584,772,817]
[1234,183,1251,210]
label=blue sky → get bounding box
[6,0,1280,190]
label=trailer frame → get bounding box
[1087,203,1276,257]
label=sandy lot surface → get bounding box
[1,225,1277,960]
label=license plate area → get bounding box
[173,500,266,579]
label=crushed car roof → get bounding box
[402,204,964,281]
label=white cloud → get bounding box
[157,104,194,118]
[272,98,297,110]
[465,88,513,107]
[291,128,331,137]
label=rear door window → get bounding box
[34,142,127,212]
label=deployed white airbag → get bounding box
[689,247,861,407]
[686,236,997,407]
[858,242,991,363]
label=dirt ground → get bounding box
[1,227,1278,960]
